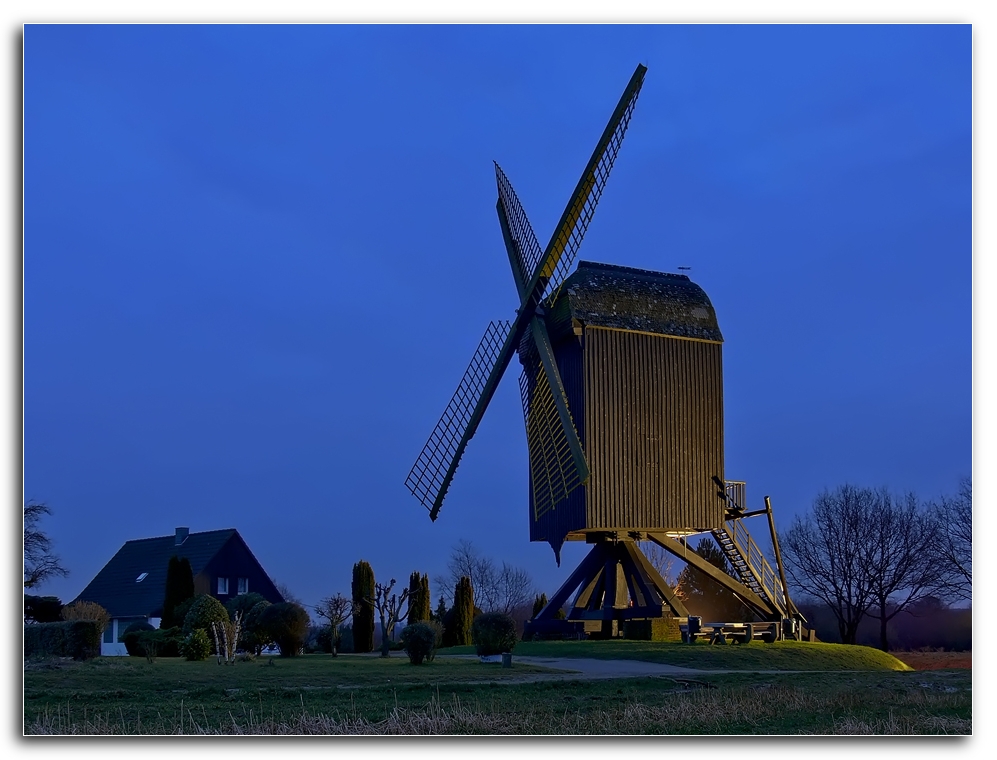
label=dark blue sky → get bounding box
[24,24,971,614]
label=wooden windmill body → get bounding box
[406,64,806,638]
[525,260,725,556]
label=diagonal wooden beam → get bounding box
[623,541,689,617]
[536,541,606,620]
[645,532,778,619]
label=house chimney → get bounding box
[175,527,189,546]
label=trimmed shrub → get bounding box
[131,627,182,660]
[61,601,110,639]
[225,592,266,622]
[182,594,229,640]
[24,621,101,660]
[401,621,443,665]
[119,622,182,658]
[152,626,183,657]
[258,602,310,657]
[472,612,518,656]
[24,595,63,623]
[351,561,375,653]
[240,600,272,654]
[181,629,212,661]
[623,617,682,641]
[121,621,156,656]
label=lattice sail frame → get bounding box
[536,65,645,306]
[405,64,647,523]
[495,163,543,290]
[517,332,585,521]
[405,320,513,512]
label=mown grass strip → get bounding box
[441,639,913,671]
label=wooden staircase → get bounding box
[712,517,789,619]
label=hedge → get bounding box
[24,621,101,660]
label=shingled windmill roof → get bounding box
[73,528,239,619]
[550,260,724,342]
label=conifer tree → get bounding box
[351,560,376,653]
[531,593,549,619]
[433,595,447,625]
[452,576,474,646]
[419,574,431,621]
[162,555,195,629]
[675,538,746,621]
[407,572,425,624]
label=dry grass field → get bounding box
[23,641,971,735]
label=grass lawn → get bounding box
[24,642,970,735]
[443,638,914,671]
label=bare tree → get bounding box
[930,477,972,603]
[24,502,68,589]
[436,539,497,610]
[211,611,243,665]
[368,579,410,658]
[270,577,301,605]
[496,562,535,615]
[781,485,878,645]
[860,490,944,651]
[435,540,535,614]
[314,593,353,655]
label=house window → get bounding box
[217,577,229,595]
[103,621,114,644]
[237,577,249,595]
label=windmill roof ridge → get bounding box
[555,260,723,342]
[577,260,691,282]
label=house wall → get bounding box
[200,535,285,607]
[101,616,149,656]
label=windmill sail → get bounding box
[532,63,647,306]
[518,329,586,521]
[407,64,647,523]
[495,163,544,291]
[405,319,516,520]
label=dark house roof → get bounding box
[73,528,281,619]
[549,261,724,343]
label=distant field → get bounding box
[890,651,972,671]
[24,644,969,735]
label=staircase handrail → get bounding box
[725,518,788,615]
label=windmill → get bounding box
[406,64,806,639]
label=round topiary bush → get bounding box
[182,594,229,639]
[181,628,212,661]
[471,612,518,657]
[240,600,272,655]
[258,602,310,657]
[401,621,442,665]
[120,621,155,657]
[225,592,266,622]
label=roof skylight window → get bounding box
[136,572,148,582]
